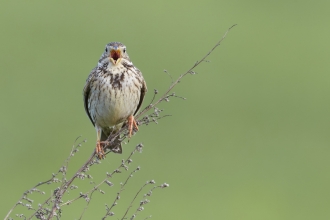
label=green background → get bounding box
[1,0,330,219]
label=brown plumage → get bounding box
[83,42,147,158]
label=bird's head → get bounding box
[102,42,129,66]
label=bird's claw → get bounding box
[127,115,139,138]
[96,141,108,159]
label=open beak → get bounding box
[110,49,122,65]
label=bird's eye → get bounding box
[123,48,126,53]
[105,48,108,52]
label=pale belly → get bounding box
[88,75,141,128]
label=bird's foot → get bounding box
[127,115,139,138]
[96,141,108,159]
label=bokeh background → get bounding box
[1,0,330,219]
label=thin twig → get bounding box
[61,145,138,208]
[5,174,58,219]
[121,182,150,220]
[135,24,237,120]
[102,147,143,219]
[130,183,169,220]
[78,189,97,220]
[46,151,96,219]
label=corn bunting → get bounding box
[83,42,147,158]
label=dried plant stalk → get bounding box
[4,24,236,220]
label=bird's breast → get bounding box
[88,68,142,128]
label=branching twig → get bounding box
[121,181,150,220]
[5,137,86,220]
[135,24,237,120]
[129,183,169,220]
[61,143,141,207]
[5,25,236,220]
[46,151,96,219]
[102,166,140,219]
[5,178,52,220]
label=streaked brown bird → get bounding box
[83,42,147,158]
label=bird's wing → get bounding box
[83,67,97,126]
[134,76,148,116]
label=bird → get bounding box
[83,42,147,159]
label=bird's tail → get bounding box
[101,130,122,154]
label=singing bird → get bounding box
[83,42,147,158]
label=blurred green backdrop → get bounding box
[1,0,330,219]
